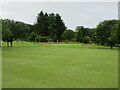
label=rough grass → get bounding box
[2,41,118,88]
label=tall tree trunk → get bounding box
[110,45,113,49]
[10,41,12,47]
[110,43,113,49]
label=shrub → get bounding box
[35,36,48,42]
[40,36,48,42]
[36,36,41,42]
[84,36,91,43]
[64,40,69,43]
[47,37,53,42]
[62,29,75,41]
[29,32,37,41]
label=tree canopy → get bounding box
[35,11,66,42]
[1,11,119,49]
[62,29,75,42]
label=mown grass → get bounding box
[2,41,118,88]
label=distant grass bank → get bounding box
[2,41,118,88]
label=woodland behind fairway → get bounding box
[2,41,118,88]
[1,11,120,49]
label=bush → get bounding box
[35,36,48,42]
[53,37,57,42]
[64,40,69,43]
[62,29,75,42]
[47,37,53,42]
[40,36,48,42]
[29,32,37,41]
[36,36,41,42]
[84,36,91,43]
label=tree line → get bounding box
[1,11,120,49]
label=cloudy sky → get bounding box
[0,2,118,30]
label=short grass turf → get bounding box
[2,41,118,88]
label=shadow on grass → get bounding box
[94,47,119,51]
[87,45,119,50]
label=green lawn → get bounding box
[2,41,118,88]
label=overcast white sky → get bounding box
[0,2,118,30]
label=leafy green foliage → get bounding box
[109,24,118,45]
[35,11,49,36]
[117,20,120,44]
[62,29,75,42]
[35,11,66,42]
[2,19,13,42]
[96,20,118,45]
[1,11,119,49]
[29,32,37,41]
[75,26,93,43]
[84,36,91,43]
[1,19,30,46]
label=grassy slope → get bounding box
[2,41,118,88]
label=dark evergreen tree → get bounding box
[36,11,45,35]
[35,11,66,42]
[47,13,56,41]
[54,14,66,42]
[75,26,85,42]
